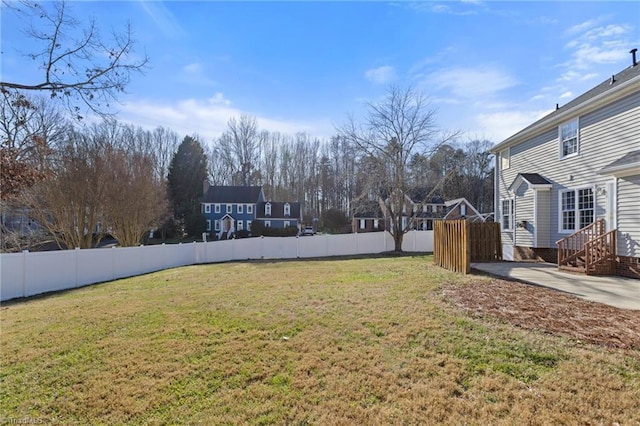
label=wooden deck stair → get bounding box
[556,219,617,275]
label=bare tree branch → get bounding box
[1,0,149,119]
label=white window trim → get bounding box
[284,203,290,216]
[284,220,290,228]
[501,198,514,231]
[237,220,244,231]
[265,202,271,216]
[247,220,252,231]
[559,117,580,159]
[264,220,271,228]
[238,204,243,214]
[247,204,254,214]
[359,219,366,229]
[214,220,220,231]
[215,204,221,214]
[204,204,211,214]
[557,185,595,234]
[226,204,232,214]
[206,219,211,231]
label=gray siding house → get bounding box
[491,50,639,278]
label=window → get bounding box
[560,118,579,158]
[501,199,513,230]
[206,220,211,231]
[237,220,243,231]
[284,220,290,228]
[360,219,366,229]
[374,219,379,229]
[247,205,253,214]
[238,204,243,214]
[460,204,467,216]
[226,204,232,214]
[247,220,252,231]
[215,204,220,214]
[560,187,594,232]
[284,203,290,217]
[214,220,220,231]
[426,220,433,231]
[500,148,510,170]
[204,204,211,214]
[264,221,271,228]
[265,202,271,216]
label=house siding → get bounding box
[514,184,534,247]
[535,190,551,247]
[617,174,640,258]
[497,90,640,254]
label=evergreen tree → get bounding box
[167,136,208,236]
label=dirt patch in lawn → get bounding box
[442,278,640,350]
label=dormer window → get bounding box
[284,203,290,217]
[265,202,271,216]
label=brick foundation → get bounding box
[616,256,640,279]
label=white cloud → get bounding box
[559,91,572,99]
[138,1,186,39]
[475,109,552,142]
[118,93,332,143]
[424,66,518,100]
[364,65,397,85]
[566,19,598,36]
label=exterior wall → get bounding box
[497,91,640,255]
[514,183,534,247]
[353,218,385,233]
[616,174,640,258]
[535,190,551,247]
[203,203,256,234]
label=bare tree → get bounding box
[218,114,262,186]
[0,91,68,200]
[339,86,456,251]
[1,0,148,119]
[103,148,167,247]
[24,129,109,249]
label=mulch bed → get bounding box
[442,278,640,349]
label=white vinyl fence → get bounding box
[0,231,433,302]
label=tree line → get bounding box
[0,1,494,252]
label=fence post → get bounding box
[22,249,28,299]
[75,247,80,288]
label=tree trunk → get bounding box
[394,232,403,252]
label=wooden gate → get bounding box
[434,220,502,274]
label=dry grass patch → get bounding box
[1,255,639,425]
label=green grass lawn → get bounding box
[1,255,639,425]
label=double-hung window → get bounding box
[501,199,514,231]
[206,220,211,231]
[284,203,290,217]
[560,187,594,232]
[560,118,579,158]
[215,204,221,214]
[238,204,243,214]
[204,204,211,214]
[237,220,244,231]
[500,148,510,170]
[265,203,271,216]
[247,205,253,214]
[226,204,232,214]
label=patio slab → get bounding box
[471,262,640,311]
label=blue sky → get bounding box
[2,1,639,145]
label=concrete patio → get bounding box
[471,261,640,311]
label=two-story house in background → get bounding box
[491,49,639,278]
[201,182,302,239]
